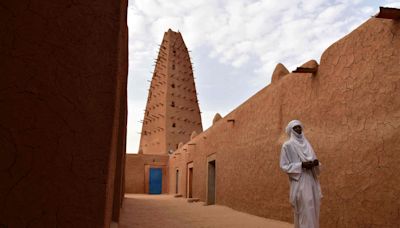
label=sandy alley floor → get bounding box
[119,194,293,228]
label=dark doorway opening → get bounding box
[149,168,162,194]
[175,169,179,194]
[207,160,216,205]
[188,167,193,198]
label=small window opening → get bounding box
[171,101,175,107]
[172,123,176,128]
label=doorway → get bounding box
[187,165,193,198]
[207,160,216,205]
[175,169,179,194]
[149,168,162,194]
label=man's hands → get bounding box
[302,161,313,169]
[313,159,319,166]
[302,159,319,169]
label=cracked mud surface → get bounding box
[167,18,400,227]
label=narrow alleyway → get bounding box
[119,194,293,228]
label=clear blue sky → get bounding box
[126,0,400,153]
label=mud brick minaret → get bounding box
[139,29,203,155]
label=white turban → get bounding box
[285,120,315,162]
[285,120,303,136]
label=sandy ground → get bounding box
[119,194,293,228]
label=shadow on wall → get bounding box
[0,0,129,227]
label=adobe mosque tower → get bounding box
[139,29,203,155]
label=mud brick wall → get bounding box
[169,18,400,228]
[0,0,128,227]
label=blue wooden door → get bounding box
[149,168,162,194]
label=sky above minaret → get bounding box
[126,0,400,153]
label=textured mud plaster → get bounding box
[0,0,128,227]
[125,155,146,193]
[169,18,400,228]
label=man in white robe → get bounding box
[280,120,322,228]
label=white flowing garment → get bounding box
[280,120,322,228]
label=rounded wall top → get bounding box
[271,63,289,84]
[300,59,318,68]
[190,131,197,140]
[213,113,222,124]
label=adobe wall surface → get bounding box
[0,0,128,227]
[168,150,190,195]
[125,155,145,193]
[125,154,169,194]
[169,18,400,227]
